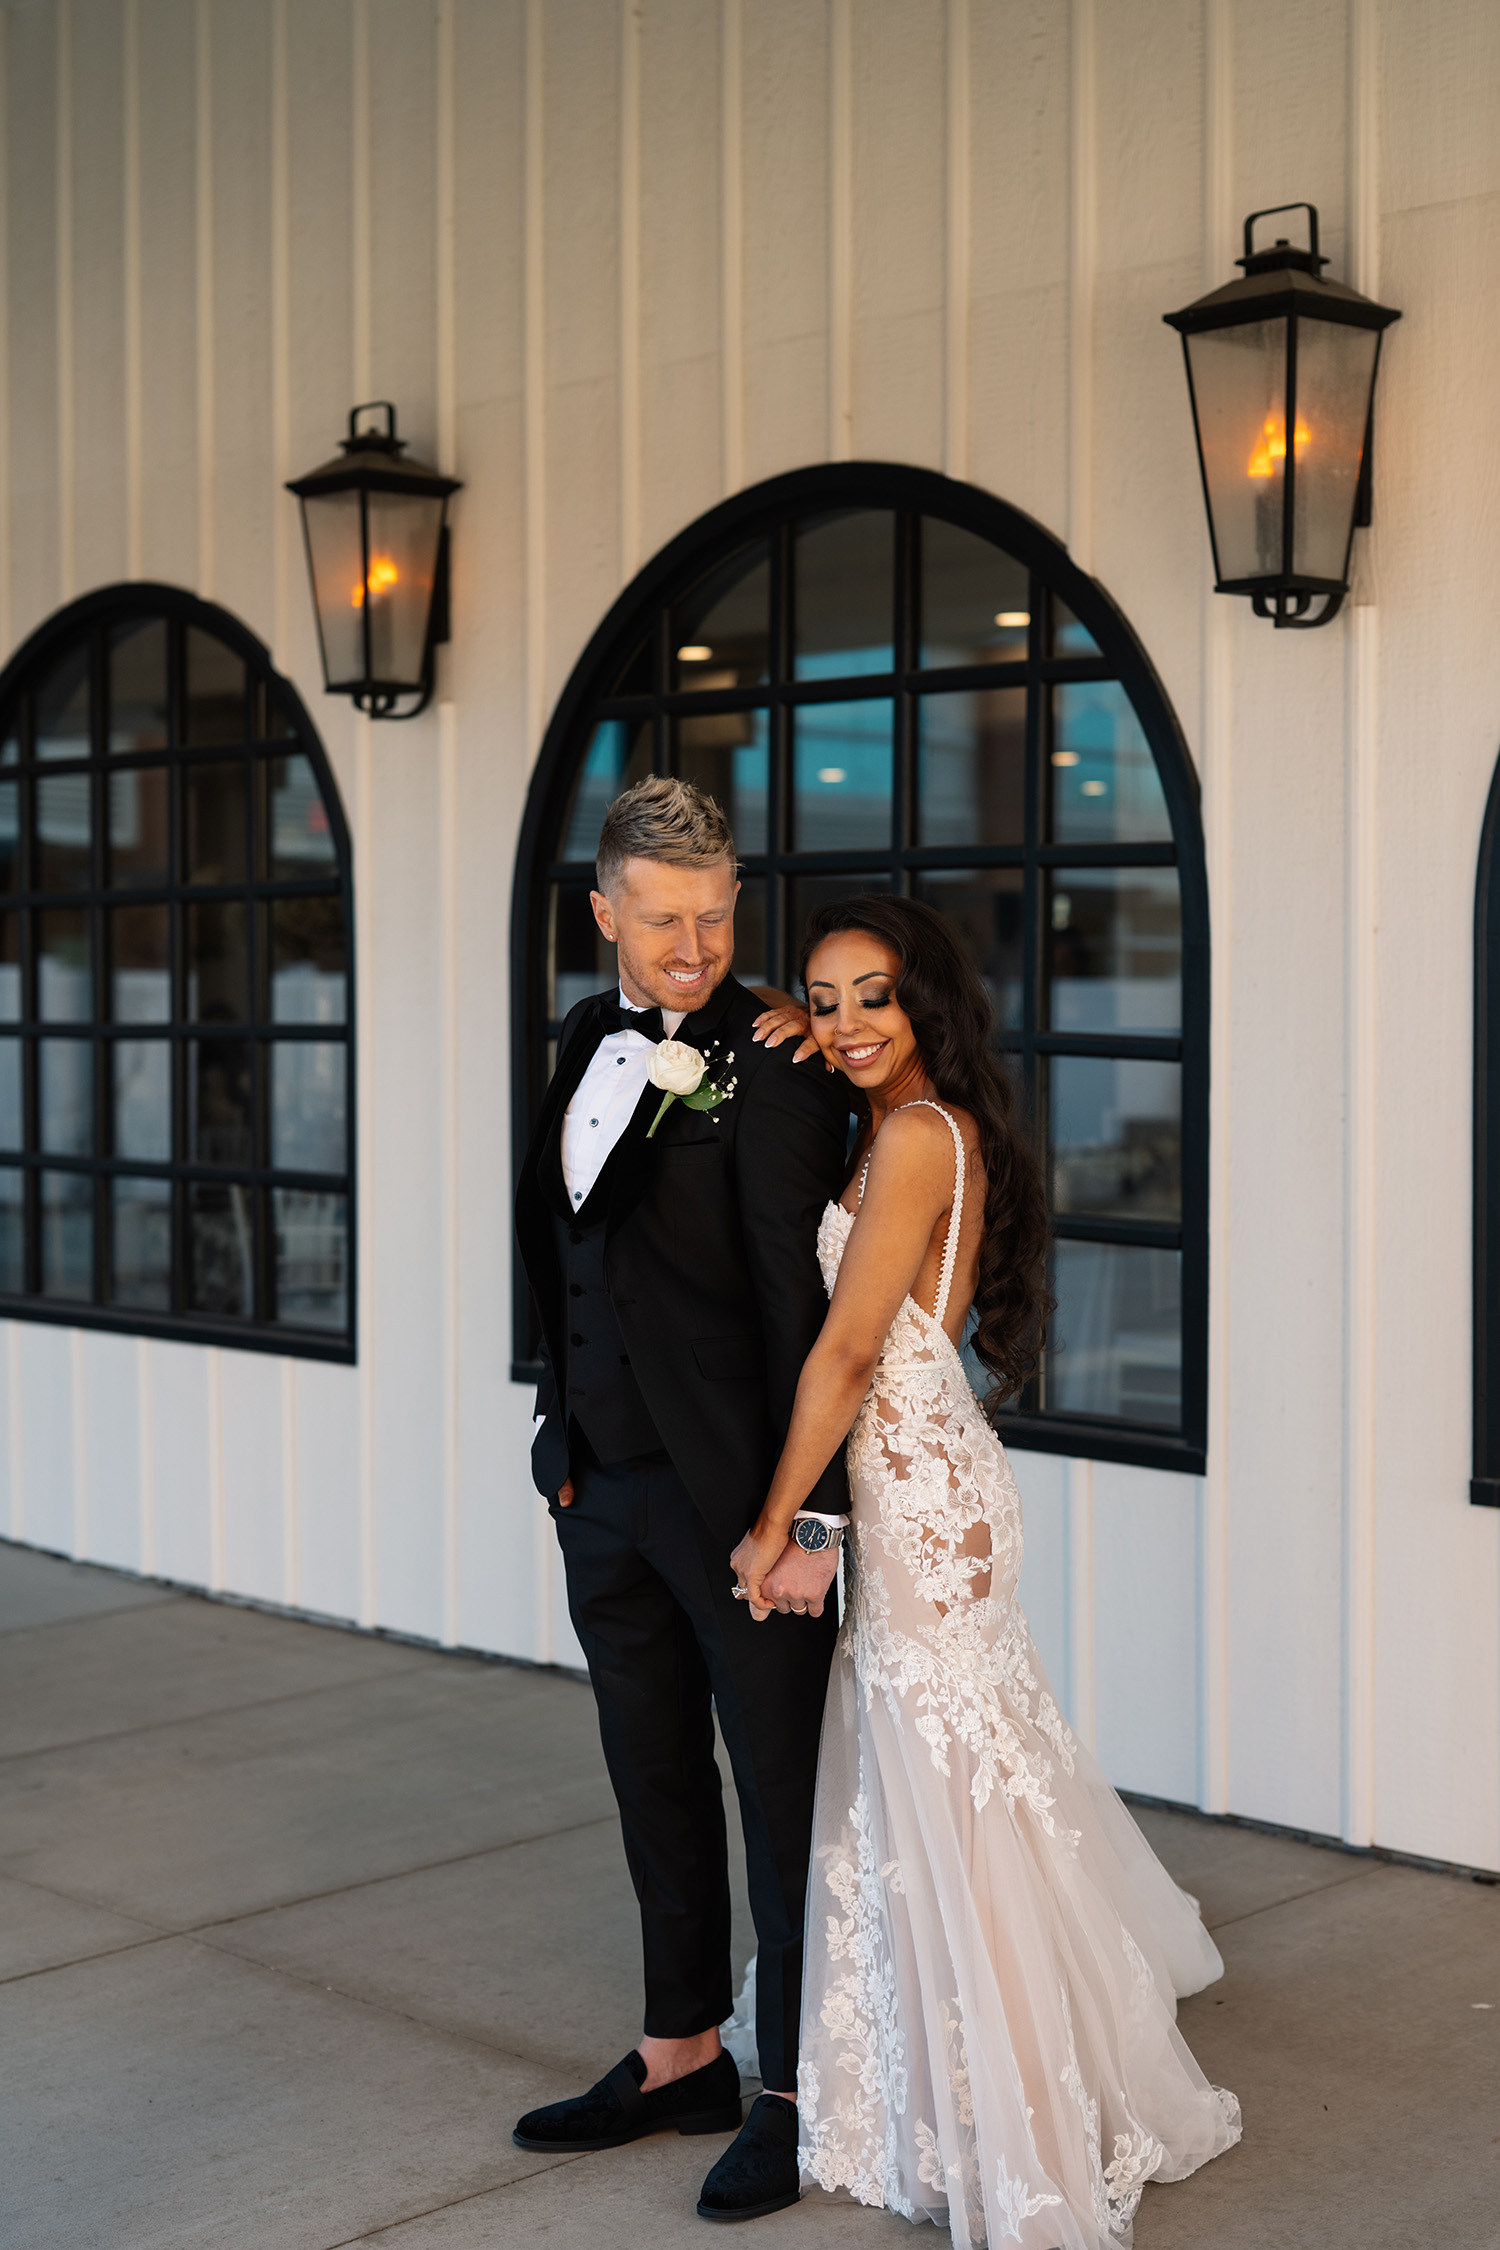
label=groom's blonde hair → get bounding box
[595,775,736,896]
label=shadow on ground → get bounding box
[1,1539,1496,2248]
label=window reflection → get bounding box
[549,885,614,1021]
[271,1044,346,1174]
[109,767,170,887]
[1044,869,1180,1033]
[788,873,892,974]
[0,915,19,1021]
[0,1167,22,1291]
[1047,1241,1181,1425]
[186,901,250,1022]
[188,1039,253,1166]
[794,513,894,679]
[675,709,768,855]
[0,781,18,891]
[1051,682,1170,843]
[184,761,248,883]
[671,542,770,691]
[920,519,1029,667]
[185,628,246,745]
[40,1040,92,1155]
[273,1189,347,1330]
[264,756,337,877]
[37,910,91,1021]
[109,621,169,753]
[40,1172,92,1299]
[913,869,1025,1031]
[111,905,170,1023]
[111,1176,171,1309]
[187,1181,252,1314]
[792,702,893,849]
[0,1037,20,1150]
[559,721,651,863]
[269,897,346,1023]
[114,1040,171,1163]
[917,688,1026,847]
[36,773,92,890]
[1049,1056,1181,1223]
[35,645,90,761]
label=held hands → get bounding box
[730,1520,838,1621]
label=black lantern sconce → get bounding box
[1164,205,1400,628]
[287,402,462,716]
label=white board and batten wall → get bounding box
[0,0,1496,1876]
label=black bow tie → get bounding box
[595,995,666,1043]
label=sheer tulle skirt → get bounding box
[796,1602,1240,2247]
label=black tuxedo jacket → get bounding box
[515,972,853,1547]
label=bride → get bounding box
[733,896,1240,2248]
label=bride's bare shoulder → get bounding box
[869,1100,975,1185]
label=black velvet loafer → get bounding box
[696,2092,801,2223]
[513,2047,743,2154]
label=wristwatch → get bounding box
[792,1510,850,1554]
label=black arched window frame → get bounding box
[0,582,356,1362]
[512,464,1207,1474]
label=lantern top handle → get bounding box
[343,401,404,455]
[1238,203,1329,278]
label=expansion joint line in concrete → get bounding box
[0,1812,618,1989]
[314,2151,596,2250]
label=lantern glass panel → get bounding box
[1291,320,1379,581]
[1184,317,1290,583]
[302,490,367,689]
[362,490,445,687]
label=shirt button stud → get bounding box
[570,1332,585,1347]
[590,1118,598,1127]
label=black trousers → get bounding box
[552,1449,838,2091]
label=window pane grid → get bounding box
[0,602,352,1352]
[535,502,1194,1445]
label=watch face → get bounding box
[794,1518,831,1552]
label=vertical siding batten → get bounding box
[827,0,852,460]
[55,0,74,601]
[436,0,460,1647]
[942,0,970,482]
[122,0,143,577]
[720,0,744,493]
[619,0,641,576]
[1341,0,1380,1849]
[1199,0,1235,1815]
[351,0,376,1629]
[1067,0,1096,574]
[194,0,213,598]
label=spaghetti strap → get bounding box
[855,1100,966,1328]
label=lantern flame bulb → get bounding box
[350,554,401,609]
[1247,414,1311,480]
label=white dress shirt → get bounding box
[559,988,685,1212]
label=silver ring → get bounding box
[791,1605,808,1616]
[731,1584,746,1600]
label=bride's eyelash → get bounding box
[811,990,893,1018]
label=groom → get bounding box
[512,776,850,2222]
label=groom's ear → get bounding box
[590,888,618,943]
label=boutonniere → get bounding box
[645,1038,739,1139]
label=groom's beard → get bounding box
[616,940,733,1015]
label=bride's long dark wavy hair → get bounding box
[800,894,1052,1408]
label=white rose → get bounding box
[647,1039,707,1096]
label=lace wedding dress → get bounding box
[794,1102,1240,2248]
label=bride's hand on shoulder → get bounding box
[749,988,824,1067]
[730,1519,791,1621]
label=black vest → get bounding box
[549,1208,663,1464]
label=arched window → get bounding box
[0,584,354,1357]
[1474,758,1500,1504]
[513,466,1206,1473]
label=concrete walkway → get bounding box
[1,1539,1496,2250]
